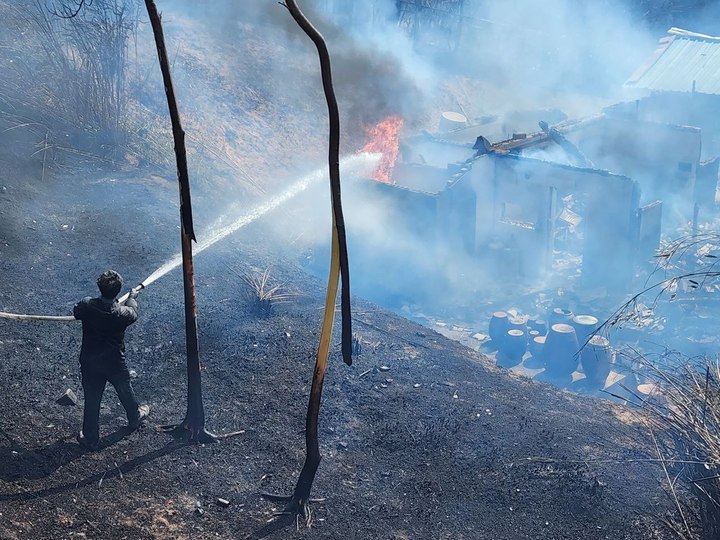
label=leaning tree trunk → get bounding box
[284,222,341,516]
[262,0,353,522]
[144,0,215,443]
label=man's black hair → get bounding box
[97,270,123,299]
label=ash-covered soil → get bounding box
[0,152,674,540]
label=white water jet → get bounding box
[139,152,380,289]
[1,153,380,318]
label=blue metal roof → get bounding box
[627,29,720,95]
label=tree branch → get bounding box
[50,0,89,19]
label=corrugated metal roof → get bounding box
[627,29,720,95]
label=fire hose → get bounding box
[0,284,144,322]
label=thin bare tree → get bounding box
[262,0,354,524]
[143,0,243,443]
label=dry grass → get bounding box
[593,232,720,339]
[619,350,720,540]
[599,232,720,538]
[0,0,141,160]
[227,265,296,317]
[243,268,295,316]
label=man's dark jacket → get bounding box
[73,297,138,366]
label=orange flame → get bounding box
[360,115,403,183]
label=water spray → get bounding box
[0,153,380,322]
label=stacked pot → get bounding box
[489,308,613,390]
[490,312,527,368]
[490,312,551,368]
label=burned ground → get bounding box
[0,3,686,537]
[0,152,674,539]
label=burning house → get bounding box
[344,26,720,304]
[350,110,692,295]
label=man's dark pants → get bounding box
[81,359,140,444]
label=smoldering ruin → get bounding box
[297,25,720,403]
[3,1,720,539]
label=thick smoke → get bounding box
[167,0,428,128]
[456,1,656,101]
[144,1,719,348]
[265,0,661,304]
[7,0,714,334]
[155,0,659,153]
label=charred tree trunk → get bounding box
[144,0,215,443]
[283,224,340,516]
[261,0,353,522]
[175,220,216,442]
[284,0,352,365]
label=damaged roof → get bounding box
[627,28,720,95]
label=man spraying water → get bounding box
[73,270,150,451]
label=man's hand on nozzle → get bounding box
[129,285,143,299]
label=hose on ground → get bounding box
[0,312,75,321]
